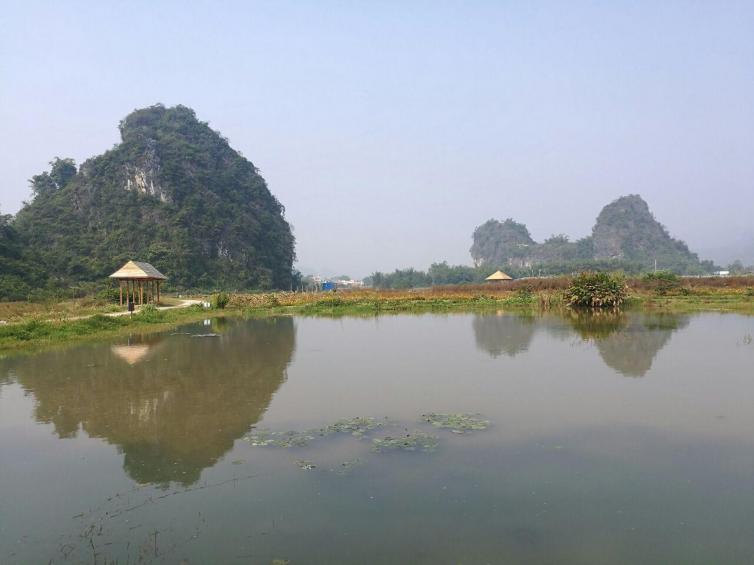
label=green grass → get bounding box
[0,305,220,354]
[2,287,753,354]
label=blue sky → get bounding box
[2,1,753,275]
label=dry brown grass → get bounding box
[0,297,122,323]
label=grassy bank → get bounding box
[228,278,754,316]
[0,305,221,354]
[1,276,752,353]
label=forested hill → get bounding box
[5,104,295,296]
[470,195,714,275]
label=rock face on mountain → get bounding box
[591,195,695,263]
[14,105,295,289]
[471,195,711,274]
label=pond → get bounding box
[1,311,754,564]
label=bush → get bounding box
[641,271,682,295]
[565,272,628,308]
[136,303,164,322]
[213,292,230,309]
[96,286,122,303]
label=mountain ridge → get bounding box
[7,104,295,295]
[471,195,714,274]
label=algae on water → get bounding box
[323,416,386,437]
[245,414,489,453]
[371,430,439,453]
[245,429,316,448]
[421,413,490,434]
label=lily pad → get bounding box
[372,430,439,453]
[245,429,316,448]
[323,416,386,438]
[421,413,490,434]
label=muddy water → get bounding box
[1,312,754,564]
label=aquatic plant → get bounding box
[213,292,230,309]
[421,413,489,433]
[323,416,385,437]
[565,272,628,308]
[245,429,316,448]
[371,430,439,453]
[295,459,316,470]
[246,417,388,448]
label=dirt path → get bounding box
[106,298,204,317]
[34,299,207,323]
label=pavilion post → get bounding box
[157,281,160,304]
[119,281,123,306]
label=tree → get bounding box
[49,157,77,189]
[29,157,77,198]
[29,172,57,197]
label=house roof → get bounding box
[109,260,167,280]
[485,270,513,281]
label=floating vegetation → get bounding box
[191,333,220,338]
[296,459,316,470]
[246,414,489,454]
[371,430,439,453]
[421,413,490,434]
[323,416,386,437]
[245,429,316,448]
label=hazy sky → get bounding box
[2,1,753,276]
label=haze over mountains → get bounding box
[0,102,742,300]
[471,195,715,275]
[1,105,294,298]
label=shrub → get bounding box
[641,271,681,295]
[565,272,628,308]
[213,292,230,309]
[136,303,164,322]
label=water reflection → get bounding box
[2,317,296,486]
[591,314,689,377]
[473,311,688,377]
[472,313,537,358]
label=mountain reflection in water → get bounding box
[2,317,296,486]
[473,311,688,377]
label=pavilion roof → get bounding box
[109,260,167,280]
[485,270,513,281]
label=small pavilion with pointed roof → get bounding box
[109,260,167,306]
[485,270,513,283]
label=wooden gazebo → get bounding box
[109,260,167,306]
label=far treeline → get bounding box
[367,195,753,289]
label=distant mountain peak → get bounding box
[470,194,712,274]
[12,104,295,290]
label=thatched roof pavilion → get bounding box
[485,270,513,282]
[109,260,167,306]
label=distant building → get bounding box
[714,270,731,277]
[485,270,513,283]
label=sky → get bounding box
[1,1,753,277]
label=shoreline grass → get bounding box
[0,305,224,356]
[1,281,752,354]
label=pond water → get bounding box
[1,311,754,564]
